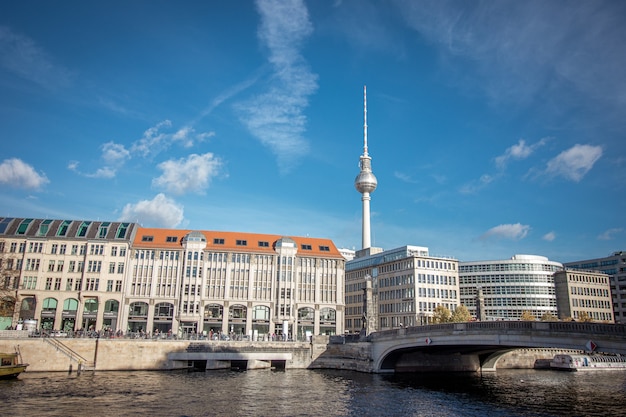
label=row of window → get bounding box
[3,219,130,239]
[460,263,561,273]
[21,276,123,292]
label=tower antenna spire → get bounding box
[363,85,368,156]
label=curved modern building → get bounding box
[459,254,563,320]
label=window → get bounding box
[109,262,115,274]
[57,221,70,237]
[258,241,269,247]
[319,245,330,252]
[38,219,52,236]
[141,235,154,242]
[17,219,33,235]
[117,263,124,274]
[59,244,66,254]
[166,236,178,243]
[66,278,73,291]
[301,244,312,250]
[54,278,61,291]
[98,222,110,238]
[68,261,75,272]
[236,240,247,246]
[76,221,91,237]
[45,277,53,290]
[214,238,225,245]
[116,223,130,239]
[90,244,104,255]
[111,246,118,256]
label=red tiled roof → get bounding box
[133,228,343,259]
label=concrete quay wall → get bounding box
[0,338,325,372]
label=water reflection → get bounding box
[1,369,625,417]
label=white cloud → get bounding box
[480,223,530,240]
[459,174,495,194]
[118,193,184,228]
[131,120,173,157]
[0,26,71,89]
[101,142,130,166]
[0,158,49,189]
[542,231,556,242]
[495,138,548,169]
[236,0,318,172]
[85,167,116,179]
[598,228,623,241]
[544,144,602,182]
[152,153,223,195]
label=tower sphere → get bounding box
[355,169,377,194]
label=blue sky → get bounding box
[0,0,624,263]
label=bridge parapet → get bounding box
[369,321,626,341]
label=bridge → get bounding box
[363,321,626,373]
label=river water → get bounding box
[2,368,626,417]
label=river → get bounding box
[2,368,626,416]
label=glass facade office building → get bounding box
[459,254,563,320]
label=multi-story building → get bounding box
[564,252,626,323]
[459,254,562,320]
[553,269,613,322]
[344,245,459,333]
[0,217,136,332]
[123,227,345,340]
[0,218,345,340]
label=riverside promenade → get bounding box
[0,330,376,372]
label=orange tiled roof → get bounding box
[133,227,343,259]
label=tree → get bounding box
[540,312,558,321]
[577,311,593,322]
[520,310,536,321]
[450,305,471,322]
[0,246,19,329]
[432,305,451,324]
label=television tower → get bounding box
[354,85,378,249]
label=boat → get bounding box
[550,354,626,371]
[0,352,29,379]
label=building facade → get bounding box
[0,218,346,340]
[345,245,459,333]
[563,252,626,323]
[0,217,136,332]
[459,254,562,321]
[553,269,613,322]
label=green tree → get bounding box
[432,305,452,324]
[520,310,536,321]
[540,312,558,321]
[577,311,593,322]
[450,305,471,322]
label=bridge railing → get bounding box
[368,321,626,341]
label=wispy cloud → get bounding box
[236,0,318,173]
[480,223,530,240]
[394,171,417,183]
[118,193,184,228]
[598,228,623,241]
[0,158,49,189]
[396,1,626,110]
[0,26,71,89]
[495,138,548,169]
[152,153,223,195]
[542,231,556,242]
[459,174,494,195]
[543,144,602,182]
